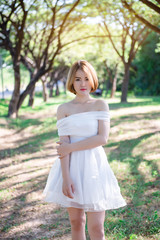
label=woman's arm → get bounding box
[72,118,109,150]
[58,135,70,179]
[57,118,110,157]
[56,100,110,157]
[57,104,75,199]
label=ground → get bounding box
[0,96,160,240]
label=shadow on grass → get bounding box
[109,96,160,110]
[0,99,9,117]
[105,130,160,239]
[0,129,58,164]
[119,111,160,120]
[20,98,66,113]
[1,96,160,239]
[7,118,42,130]
[0,172,71,239]
[110,109,160,128]
[0,97,66,117]
[105,203,160,238]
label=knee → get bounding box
[88,222,104,238]
[70,216,86,231]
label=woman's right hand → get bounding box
[62,177,75,199]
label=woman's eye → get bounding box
[85,78,89,81]
[75,78,80,81]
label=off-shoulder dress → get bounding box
[43,111,126,212]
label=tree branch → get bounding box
[61,34,111,48]
[103,22,124,63]
[122,0,160,34]
[57,0,80,48]
[155,0,160,4]
[139,0,160,14]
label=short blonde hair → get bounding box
[66,60,98,95]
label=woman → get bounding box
[43,60,126,240]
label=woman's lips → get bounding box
[80,89,86,91]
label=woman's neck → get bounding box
[73,95,93,104]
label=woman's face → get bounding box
[73,69,92,96]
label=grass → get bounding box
[0,93,160,240]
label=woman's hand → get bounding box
[62,177,75,199]
[56,141,71,158]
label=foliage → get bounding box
[121,0,160,34]
[131,32,160,96]
[0,0,160,108]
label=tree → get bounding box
[104,61,119,98]
[18,0,83,113]
[0,0,83,117]
[48,63,69,97]
[0,0,29,117]
[121,0,160,34]
[96,0,150,102]
[18,0,83,108]
[132,32,160,96]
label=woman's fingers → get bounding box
[59,154,67,159]
[56,145,62,157]
[67,189,74,199]
[71,183,75,194]
[63,187,74,199]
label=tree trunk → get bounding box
[49,84,54,97]
[63,80,66,94]
[121,63,130,102]
[55,81,60,96]
[105,79,110,97]
[110,76,117,98]
[110,65,118,98]
[28,85,35,107]
[42,80,47,102]
[8,61,21,118]
[17,68,45,112]
[49,87,53,97]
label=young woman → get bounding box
[43,60,126,240]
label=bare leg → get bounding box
[67,207,86,240]
[87,211,105,240]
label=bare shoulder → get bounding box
[94,99,109,111]
[56,102,70,120]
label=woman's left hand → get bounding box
[56,141,71,158]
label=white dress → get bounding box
[43,111,127,212]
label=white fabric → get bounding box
[43,111,127,212]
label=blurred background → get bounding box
[0,1,160,240]
[0,0,160,117]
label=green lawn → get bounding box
[0,94,160,240]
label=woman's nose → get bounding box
[81,80,85,86]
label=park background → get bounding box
[0,0,160,239]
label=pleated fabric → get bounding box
[43,111,126,212]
